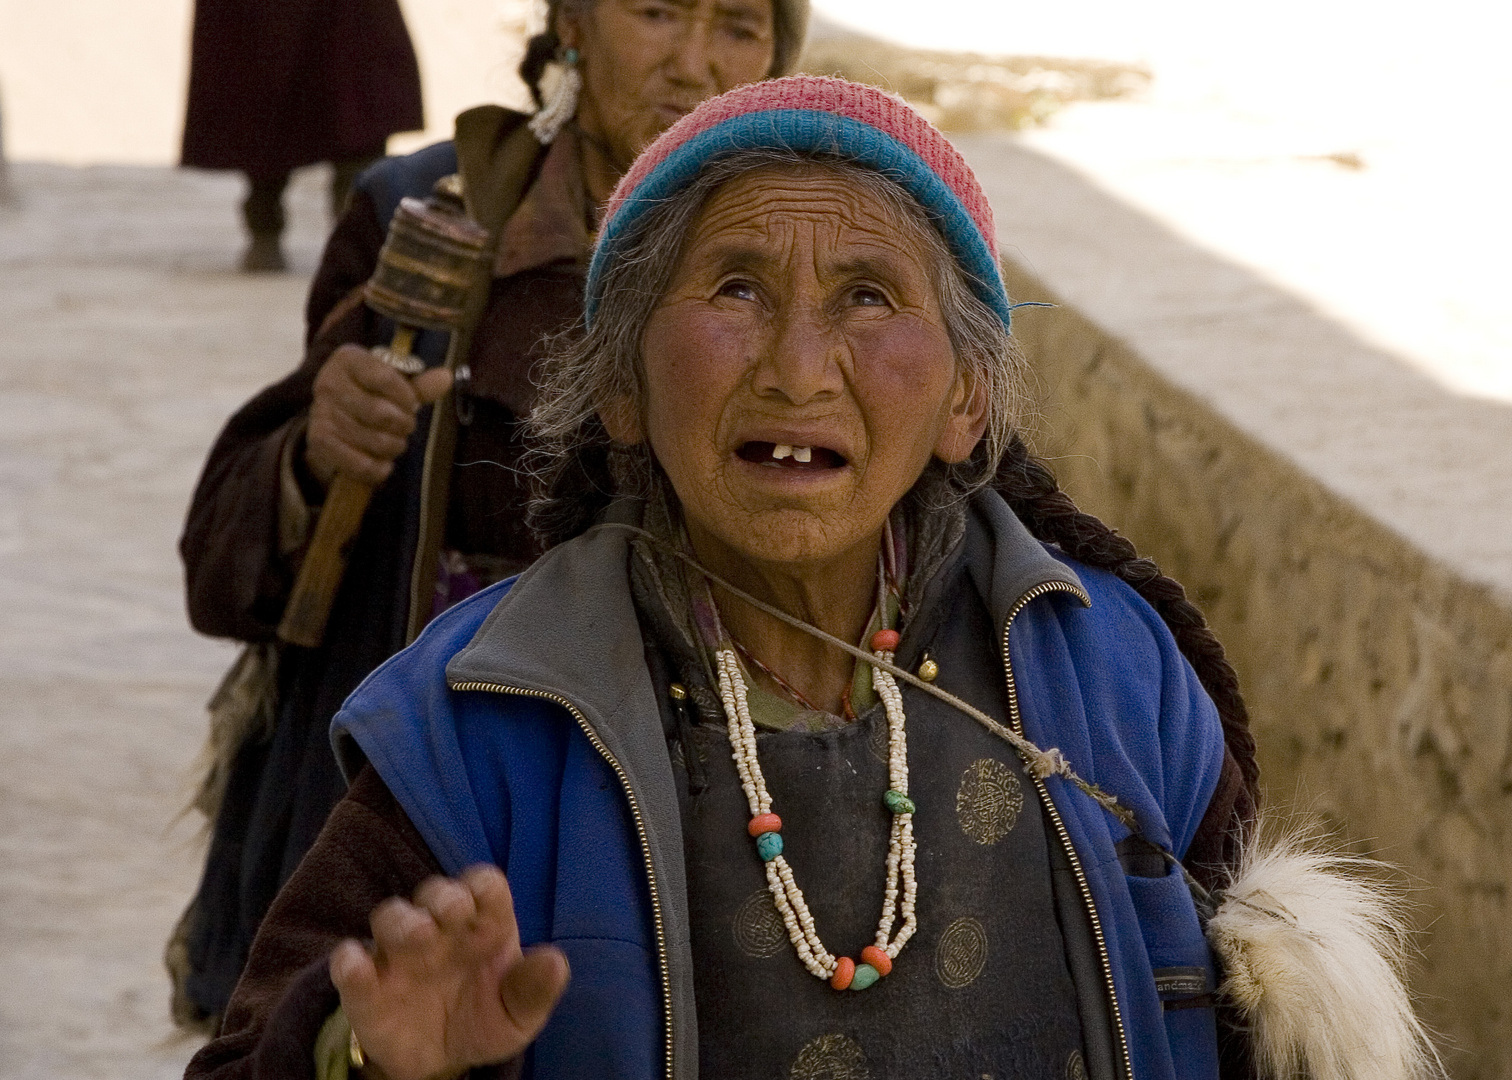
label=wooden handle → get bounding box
[278,325,419,648]
[277,472,376,648]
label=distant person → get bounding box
[169,0,810,1028]
[180,0,425,271]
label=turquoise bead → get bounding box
[756,831,784,861]
[849,963,880,990]
[883,789,916,815]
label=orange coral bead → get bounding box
[747,813,782,838]
[860,945,892,977]
[829,956,856,990]
[870,629,901,653]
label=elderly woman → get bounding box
[173,0,810,1024]
[188,78,1263,1080]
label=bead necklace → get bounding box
[714,627,918,991]
[618,515,1140,828]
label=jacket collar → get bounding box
[971,489,1086,627]
[492,127,594,280]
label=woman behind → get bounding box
[184,76,1276,1080]
[172,0,809,1026]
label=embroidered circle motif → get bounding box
[935,916,989,988]
[1066,1050,1089,1080]
[956,758,1023,844]
[732,887,788,958]
[789,1033,870,1080]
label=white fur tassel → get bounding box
[1207,820,1445,1080]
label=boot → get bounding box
[240,233,286,272]
[240,172,289,272]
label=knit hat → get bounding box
[585,75,1009,328]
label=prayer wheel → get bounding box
[277,175,491,648]
[364,175,491,332]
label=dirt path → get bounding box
[0,163,330,1079]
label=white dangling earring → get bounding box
[529,46,582,145]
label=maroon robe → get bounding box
[181,0,424,176]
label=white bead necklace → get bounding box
[714,636,918,990]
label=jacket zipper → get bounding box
[448,680,676,1080]
[1000,581,1134,1080]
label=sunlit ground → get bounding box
[819,0,1512,403]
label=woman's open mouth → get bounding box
[736,441,848,470]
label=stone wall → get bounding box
[1003,258,1512,1079]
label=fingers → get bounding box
[330,937,379,998]
[369,895,443,962]
[409,867,523,958]
[499,945,571,1040]
[413,875,479,934]
[336,873,565,1079]
[460,864,518,930]
[367,869,519,968]
[328,344,422,415]
[307,401,411,487]
[413,366,454,405]
[305,344,438,487]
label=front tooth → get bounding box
[793,446,813,463]
[772,444,794,460]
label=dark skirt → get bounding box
[181,0,423,176]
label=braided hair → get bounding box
[993,433,1260,814]
[519,0,579,107]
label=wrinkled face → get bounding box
[605,167,988,573]
[562,0,776,170]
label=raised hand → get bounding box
[305,344,453,488]
[329,865,570,1080]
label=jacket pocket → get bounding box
[1123,869,1222,1080]
[1124,869,1216,1005]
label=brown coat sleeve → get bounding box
[180,193,390,640]
[185,764,442,1080]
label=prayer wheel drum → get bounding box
[364,178,492,331]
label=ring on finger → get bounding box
[372,346,425,376]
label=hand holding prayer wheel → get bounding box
[281,177,491,648]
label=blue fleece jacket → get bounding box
[332,497,1225,1080]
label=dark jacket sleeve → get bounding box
[180,193,390,640]
[1184,746,1259,1080]
[1183,744,1255,895]
[185,765,444,1080]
